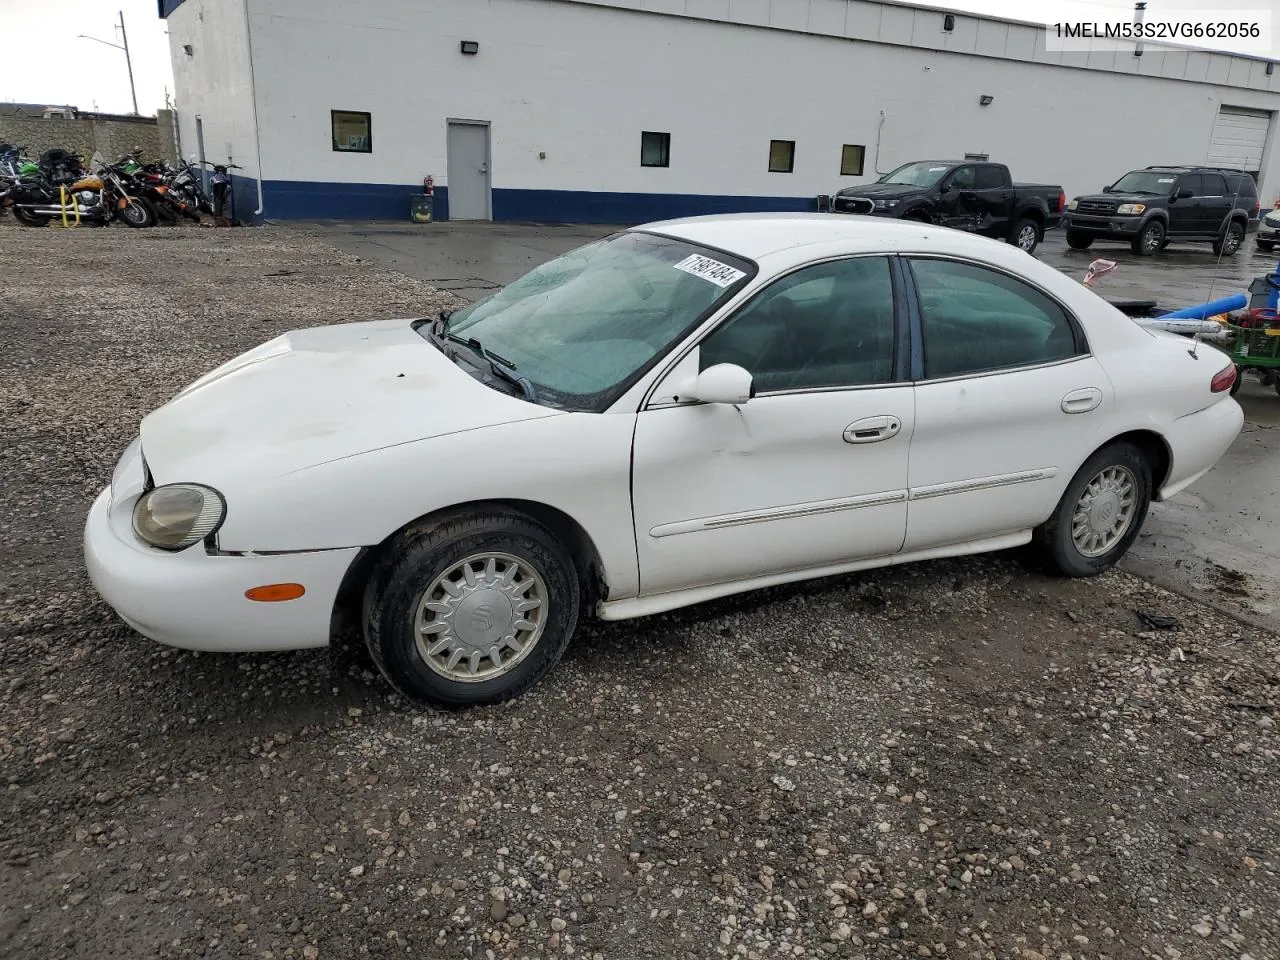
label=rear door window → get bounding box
[974,165,1005,190]
[1200,173,1228,196]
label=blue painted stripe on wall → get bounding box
[249,179,816,224]
[158,0,188,17]
[493,188,815,223]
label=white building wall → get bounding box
[171,0,1280,220]
[166,0,261,207]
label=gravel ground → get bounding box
[1,218,1278,960]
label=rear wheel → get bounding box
[1035,442,1152,577]
[1213,220,1245,257]
[1065,230,1094,250]
[1232,366,1245,396]
[13,207,50,228]
[1132,220,1165,256]
[363,509,580,708]
[1011,217,1041,253]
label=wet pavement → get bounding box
[297,220,1280,625]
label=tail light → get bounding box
[1058,190,1066,212]
[1210,363,1236,393]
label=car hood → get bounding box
[1074,192,1153,205]
[834,183,924,200]
[139,318,558,487]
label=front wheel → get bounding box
[363,509,580,708]
[1065,230,1093,250]
[1010,217,1041,253]
[117,196,156,228]
[1035,442,1152,577]
[1131,220,1165,257]
[1213,220,1245,257]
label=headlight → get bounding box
[1117,203,1146,215]
[1068,199,1078,211]
[872,199,899,210]
[132,483,226,551]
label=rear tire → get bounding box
[1065,230,1093,250]
[1132,220,1165,257]
[1212,220,1245,257]
[363,509,580,708]
[1035,442,1152,578]
[13,207,50,227]
[1010,217,1041,253]
[1232,367,1245,396]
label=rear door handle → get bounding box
[1061,387,1103,414]
[844,416,902,443]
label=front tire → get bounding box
[1011,217,1041,253]
[1065,230,1094,250]
[1035,442,1152,577]
[1132,220,1165,257]
[363,509,580,708]
[118,197,156,228]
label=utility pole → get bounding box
[77,10,139,114]
[119,10,138,115]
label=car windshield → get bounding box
[435,231,754,411]
[878,162,951,187]
[1108,171,1179,195]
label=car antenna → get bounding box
[1189,166,1247,359]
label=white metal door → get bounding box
[1207,106,1271,177]
[446,121,490,221]
[630,387,914,596]
[904,358,1112,553]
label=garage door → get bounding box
[1207,106,1271,177]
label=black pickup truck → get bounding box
[831,160,1067,254]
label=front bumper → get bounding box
[1063,213,1143,236]
[1257,220,1280,242]
[84,484,361,652]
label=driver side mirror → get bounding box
[686,363,754,405]
[940,181,955,193]
[1175,188,1194,199]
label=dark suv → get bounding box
[1063,166,1259,257]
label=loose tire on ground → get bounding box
[1034,441,1153,578]
[1257,240,1274,253]
[362,509,580,708]
[1065,230,1093,250]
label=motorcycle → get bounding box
[10,158,157,228]
[112,155,201,224]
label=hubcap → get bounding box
[1017,224,1037,250]
[413,553,547,683]
[1071,465,1138,558]
[1225,227,1243,253]
[1143,227,1162,252]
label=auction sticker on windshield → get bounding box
[673,254,746,288]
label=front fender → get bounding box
[213,411,643,600]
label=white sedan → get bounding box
[85,214,1243,707]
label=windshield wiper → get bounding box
[444,332,539,404]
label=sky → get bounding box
[0,0,1277,117]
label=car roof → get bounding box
[633,212,1005,261]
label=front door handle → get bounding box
[844,415,902,443]
[1061,387,1103,414]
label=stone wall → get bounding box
[0,112,179,165]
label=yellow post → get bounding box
[57,186,81,227]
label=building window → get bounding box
[641,131,670,168]
[331,110,372,153]
[768,140,795,173]
[840,144,866,176]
